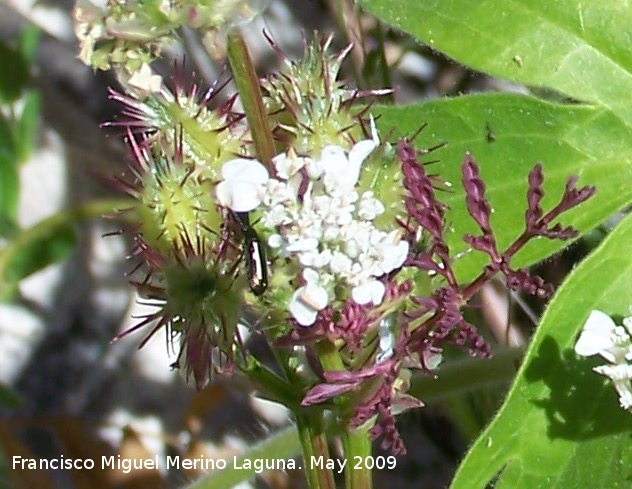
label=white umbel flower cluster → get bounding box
[216,120,409,326]
[575,309,632,410]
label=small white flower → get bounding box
[262,204,291,227]
[261,179,294,207]
[320,145,359,193]
[358,191,385,220]
[352,279,385,305]
[594,364,632,409]
[300,249,332,269]
[319,121,379,195]
[376,317,396,363]
[375,238,409,276]
[289,279,329,326]
[216,158,268,212]
[286,236,319,253]
[576,309,632,412]
[575,310,625,363]
[329,252,353,275]
[268,234,284,249]
[273,151,309,180]
[127,63,163,97]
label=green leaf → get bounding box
[361,0,632,124]
[0,214,19,240]
[374,93,632,282]
[0,385,19,410]
[0,40,28,104]
[0,454,12,489]
[0,104,18,227]
[185,426,300,489]
[0,199,133,300]
[449,212,632,489]
[14,91,40,164]
[0,224,77,300]
[0,150,18,227]
[18,25,40,68]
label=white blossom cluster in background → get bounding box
[216,121,409,326]
[575,309,632,410]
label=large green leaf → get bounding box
[448,211,632,489]
[374,93,632,282]
[361,0,632,124]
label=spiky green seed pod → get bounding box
[357,143,407,228]
[120,133,250,389]
[123,134,223,256]
[110,77,251,180]
[261,34,367,157]
[130,239,245,390]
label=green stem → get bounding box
[315,339,346,371]
[0,198,133,283]
[239,357,303,408]
[225,30,276,171]
[314,341,374,488]
[295,412,336,489]
[341,422,373,489]
[184,348,523,489]
[185,425,300,489]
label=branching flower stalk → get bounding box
[72,3,596,488]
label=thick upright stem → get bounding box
[295,412,336,489]
[315,340,374,488]
[341,422,373,489]
[225,30,276,172]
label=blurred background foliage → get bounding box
[0,1,612,488]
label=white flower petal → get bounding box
[217,159,269,211]
[303,282,329,309]
[289,293,318,326]
[286,237,319,253]
[127,63,163,96]
[575,310,617,357]
[302,268,320,284]
[215,181,262,212]
[272,153,292,179]
[348,139,377,168]
[594,364,632,410]
[319,145,348,174]
[352,280,385,305]
[221,158,268,184]
[305,158,324,179]
[377,241,409,275]
[268,234,283,248]
[289,284,329,326]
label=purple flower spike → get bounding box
[525,163,545,228]
[462,153,493,233]
[524,163,596,239]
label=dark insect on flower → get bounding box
[231,211,268,296]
